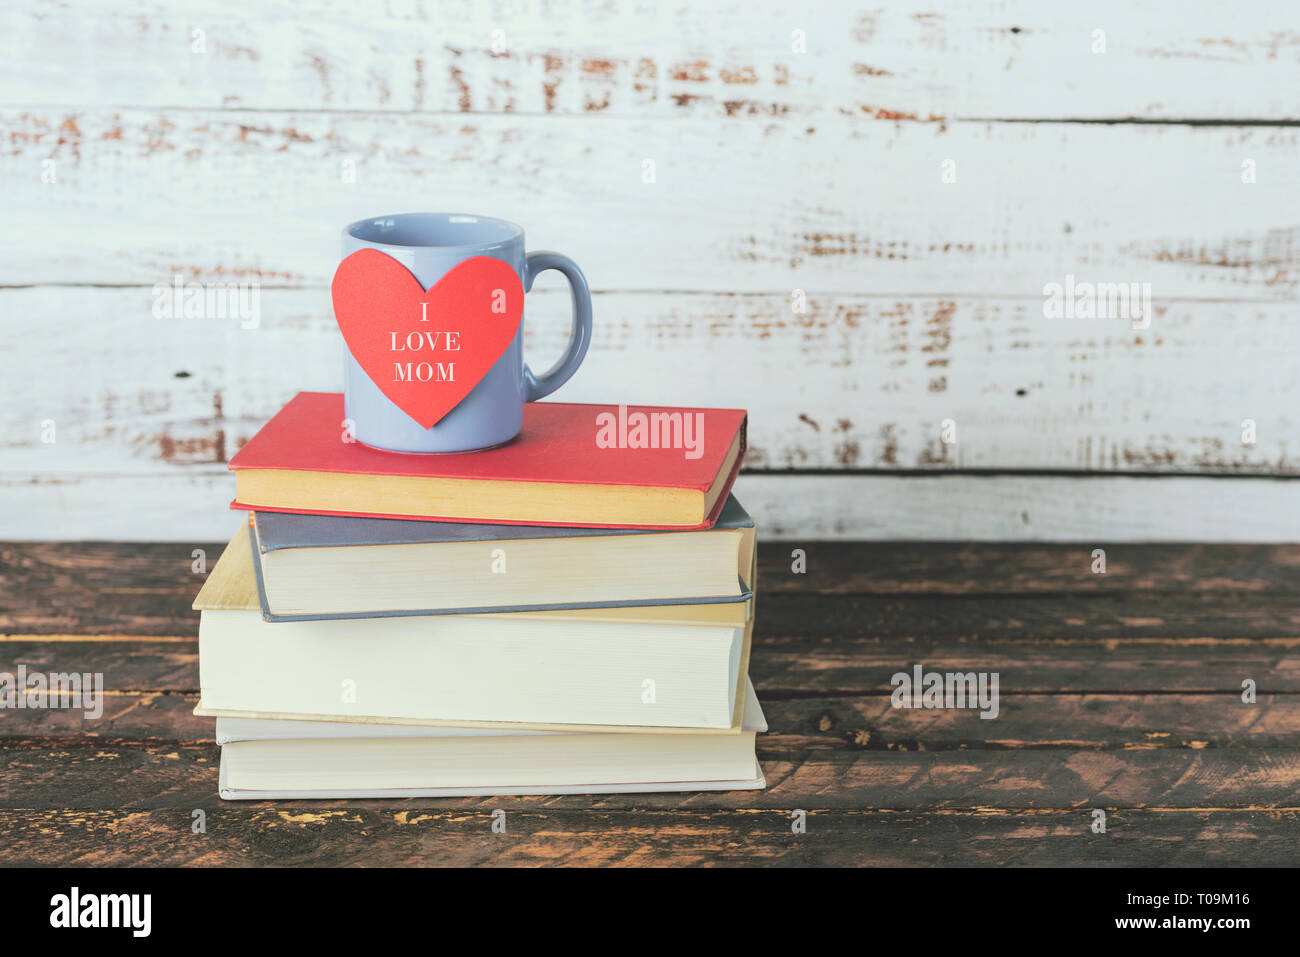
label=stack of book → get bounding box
[193,391,763,798]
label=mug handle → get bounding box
[521,251,594,401]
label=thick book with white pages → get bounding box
[195,524,753,732]
[217,681,766,799]
[248,494,755,621]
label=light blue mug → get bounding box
[341,213,593,453]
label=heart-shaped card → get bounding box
[331,249,524,429]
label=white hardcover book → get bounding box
[196,525,752,731]
[217,680,766,799]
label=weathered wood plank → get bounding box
[4,473,1299,541]
[3,743,1299,810]
[5,539,1300,596]
[0,537,1295,866]
[2,806,1296,867]
[8,539,1298,611]
[755,592,1300,640]
[758,542,1300,594]
[0,692,207,741]
[758,695,1300,751]
[0,539,221,636]
[5,540,1300,640]
[3,112,1297,296]
[3,633,1298,694]
[3,288,1296,474]
[753,635,1300,691]
[2,691,1297,752]
[5,588,1300,645]
[3,1,1296,121]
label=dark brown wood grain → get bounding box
[1,540,1298,866]
[4,743,1299,811]
[3,634,1297,695]
[756,593,1300,639]
[758,542,1300,595]
[6,541,1300,639]
[4,807,1298,867]
[0,541,217,637]
[2,692,1297,751]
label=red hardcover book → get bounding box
[228,392,747,529]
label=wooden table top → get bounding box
[1,540,1297,866]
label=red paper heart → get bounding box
[332,249,524,429]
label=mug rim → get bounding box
[343,212,525,252]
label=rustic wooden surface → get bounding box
[2,1,1297,541]
[1,538,1297,866]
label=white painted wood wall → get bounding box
[2,0,1297,541]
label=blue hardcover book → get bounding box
[247,494,756,621]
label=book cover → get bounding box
[218,756,766,800]
[254,492,754,551]
[194,523,756,734]
[248,494,755,622]
[216,681,767,799]
[228,392,747,529]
